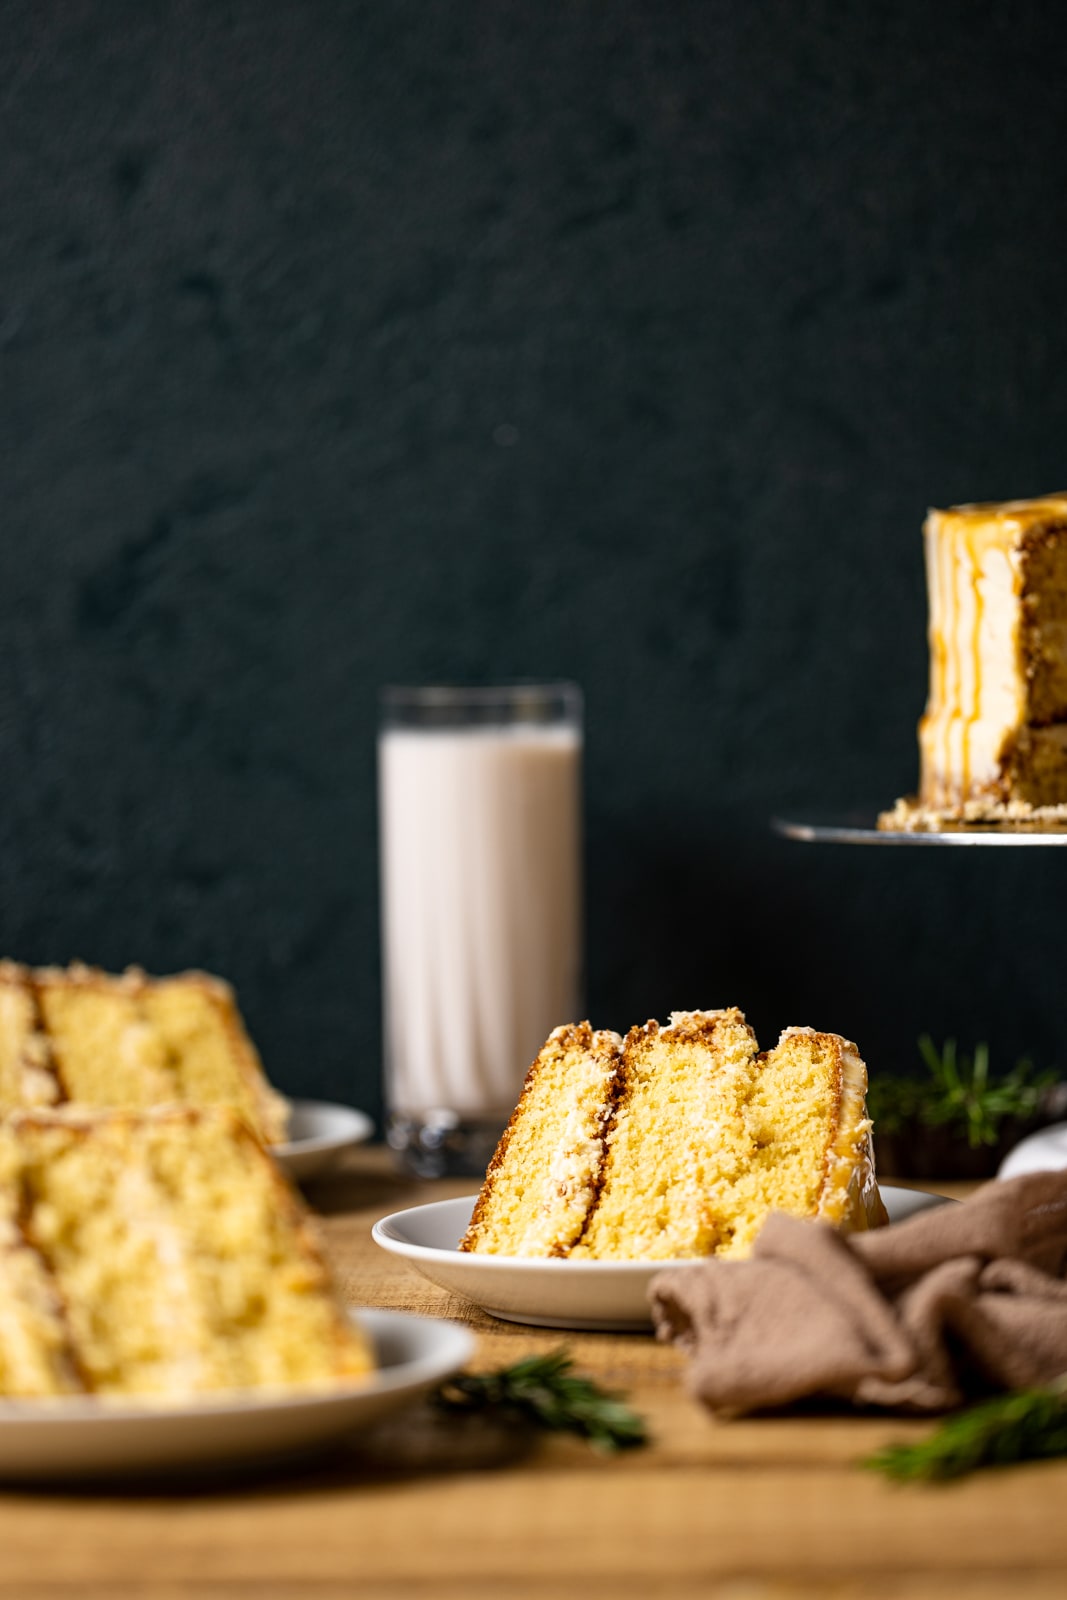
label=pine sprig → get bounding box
[435,1350,648,1454]
[865,1377,1067,1482]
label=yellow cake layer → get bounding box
[459,1022,623,1256]
[724,1025,887,1258]
[0,1107,372,1398]
[0,963,287,1145]
[575,1009,760,1261]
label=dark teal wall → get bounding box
[4,2,1067,1118]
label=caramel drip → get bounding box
[931,518,986,804]
[964,519,985,797]
[930,526,946,712]
[943,515,956,799]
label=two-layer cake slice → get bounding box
[0,1106,372,1398]
[0,962,288,1145]
[461,1010,886,1261]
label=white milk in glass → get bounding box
[378,691,582,1174]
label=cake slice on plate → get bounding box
[0,1106,372,1398]
[462,1009,886,1261]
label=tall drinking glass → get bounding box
[378,684,583,1176]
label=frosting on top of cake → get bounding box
[930,493,1067,545]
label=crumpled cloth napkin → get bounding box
[649,1171,1067,1414]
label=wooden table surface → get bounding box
[2,1148,1065,1600]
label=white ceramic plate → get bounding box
[998,1122,1067,1179]
[273,1099,374,1182]
[372,1186,950,1331]
[0,1309,472,1483]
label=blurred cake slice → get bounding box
[884,493,1067,827]
[459,1022,624,1256]
[0,1106,372,1398]
[463,1010,886,1261]
[0,962,288,1145]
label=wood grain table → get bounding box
[2,1149,1064,1600]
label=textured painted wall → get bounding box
[3,1,1067,1119]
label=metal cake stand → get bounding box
[772,812,1067,846]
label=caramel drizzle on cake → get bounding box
[885,493,1067,827]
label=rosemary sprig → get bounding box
[867,1036,1058,1149]
[865,1376,1067,1482]
[436,1349,648,1454]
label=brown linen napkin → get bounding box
[649,1171,1067,1414]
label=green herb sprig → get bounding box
[436,1350,648,1454]
[865,1376,1067,1482]
[867,1036,1058,1149]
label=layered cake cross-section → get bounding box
[0,962,288,1145]
[460,1009,886,1261]
[0,1106,372,1398]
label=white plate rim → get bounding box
[372,1183,950,1270]
[0,1309,473,1429]
[372,1187,950,1331]
[271,1100,375,1190]
[274,1099,375,1161]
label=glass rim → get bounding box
[383,675,579,700]
[380,682,582,710]
[379,682,582,731]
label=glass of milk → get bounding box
[378,684,583,1176]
